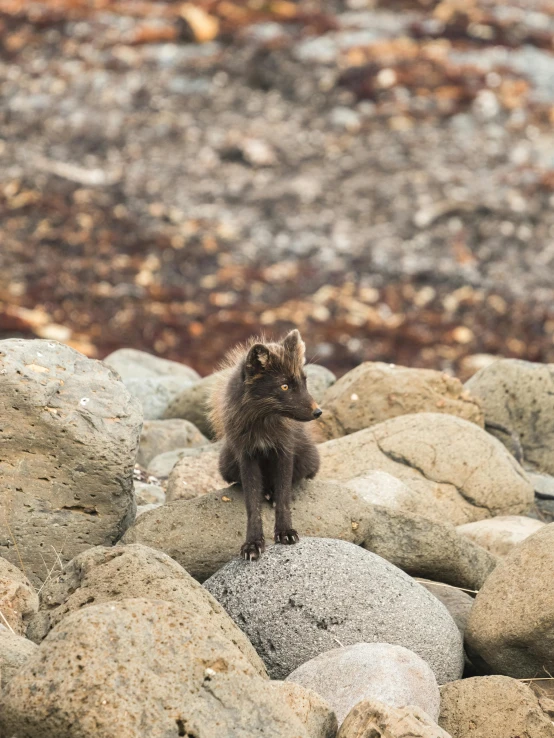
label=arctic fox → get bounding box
[210,330,321,560]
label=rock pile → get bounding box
[2,342,554,737]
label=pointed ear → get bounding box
[245,343,271,376]
[282,329,305,367]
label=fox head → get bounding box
[243,330,322,423]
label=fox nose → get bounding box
[313,408,322,419]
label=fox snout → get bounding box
[313,407,322,418]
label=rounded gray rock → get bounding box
[0,339,142,587]
[123,376,195,420]
[137,418,208,467]
[204,537,464,683]
[465,359,554,474]
[103,348,199,382]
[286,643,441,726]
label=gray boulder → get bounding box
[165,447,225,501]
[0,598,313,738]
[204,538,464,683]
[124,480,496,590]
[0,339,142,587]
[304,364,336,404]
[271,682,338,738]
[103,348,199,382]
[133,481,165,506]
[286,643,440,725]
[0,558,38,635]
[456,515,545,557]
[123,376,195,420]
[137,418,208,467]
[162,372,220,437]
[25,543,265,676]
[319,413,533,525]
[419,581,474,637]
[344,471,438,517]
[465,359,554,474]
[338,700,450,738]
[317,362,483,440]
[466,523,554,678]
[0,630,37,690]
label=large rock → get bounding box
[338,700,451,738]
[344,471,438,517]
[439,676,554,738]
[465,359,554,474]
[286,643,440,725]
[466,523,554,677]
[0,630,37,689]
[271,682,338,738]
[318,363,483,440]
[124,480,496,590]
[25,544,265,676]
[0,339,142,587]
[137,419,208,467]
[0,598,312,738]
[419,581,474,637]
[123,376,196,420]
[319,413,533,525]
[165,448,225,501]
[456,515,545,557]
[204,538,464,683]
[103,348,199,382]
[0,558,38,636]
[304,364,336,404]
[162,372,220,437]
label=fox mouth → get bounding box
[281,410,316,422]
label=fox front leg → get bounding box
[271,452,298,545]
[239,456,265,561]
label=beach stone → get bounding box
[165,448,225,501]
[0,598,311,738]
[419,581,474,637]
[338,700,451,738]
[162,371,220,437]
[304,364,336,404]
[137,418,208,467]
[528,471,554,498]
[0,630,37,690]
[439,676,554,738]
[286,643,440,725]
[103,348,199,382]
[456,515,545,557]
[466,523,554,677]
[204,537,464,683]
[271,681,338,738]
[133,481,165,506]
[0,339,142,588]
[0,558,38,636]
[147,448,201,477]
[465,359,554,474]
[344,471,439,517]
[317,363,483,440]
[123,376,195,420]
[319,413,533,526]
[25,543,265,676]
[125,479,495,590]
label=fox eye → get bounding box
[280,384,289,391]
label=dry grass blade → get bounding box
[414,578,478,595]
[0,608,16,634]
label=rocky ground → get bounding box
[1,0,554,378]
[2,338,554,737]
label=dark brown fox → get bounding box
[210,330,321,561]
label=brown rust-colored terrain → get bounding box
[1,0,554,377]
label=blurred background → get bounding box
[1,0,553,379]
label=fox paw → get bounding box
[241,538,265,561]
[275,529,299,545]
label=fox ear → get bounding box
[282,329,305,366]
[245,343,270,375]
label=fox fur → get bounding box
[209,330,321,560]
